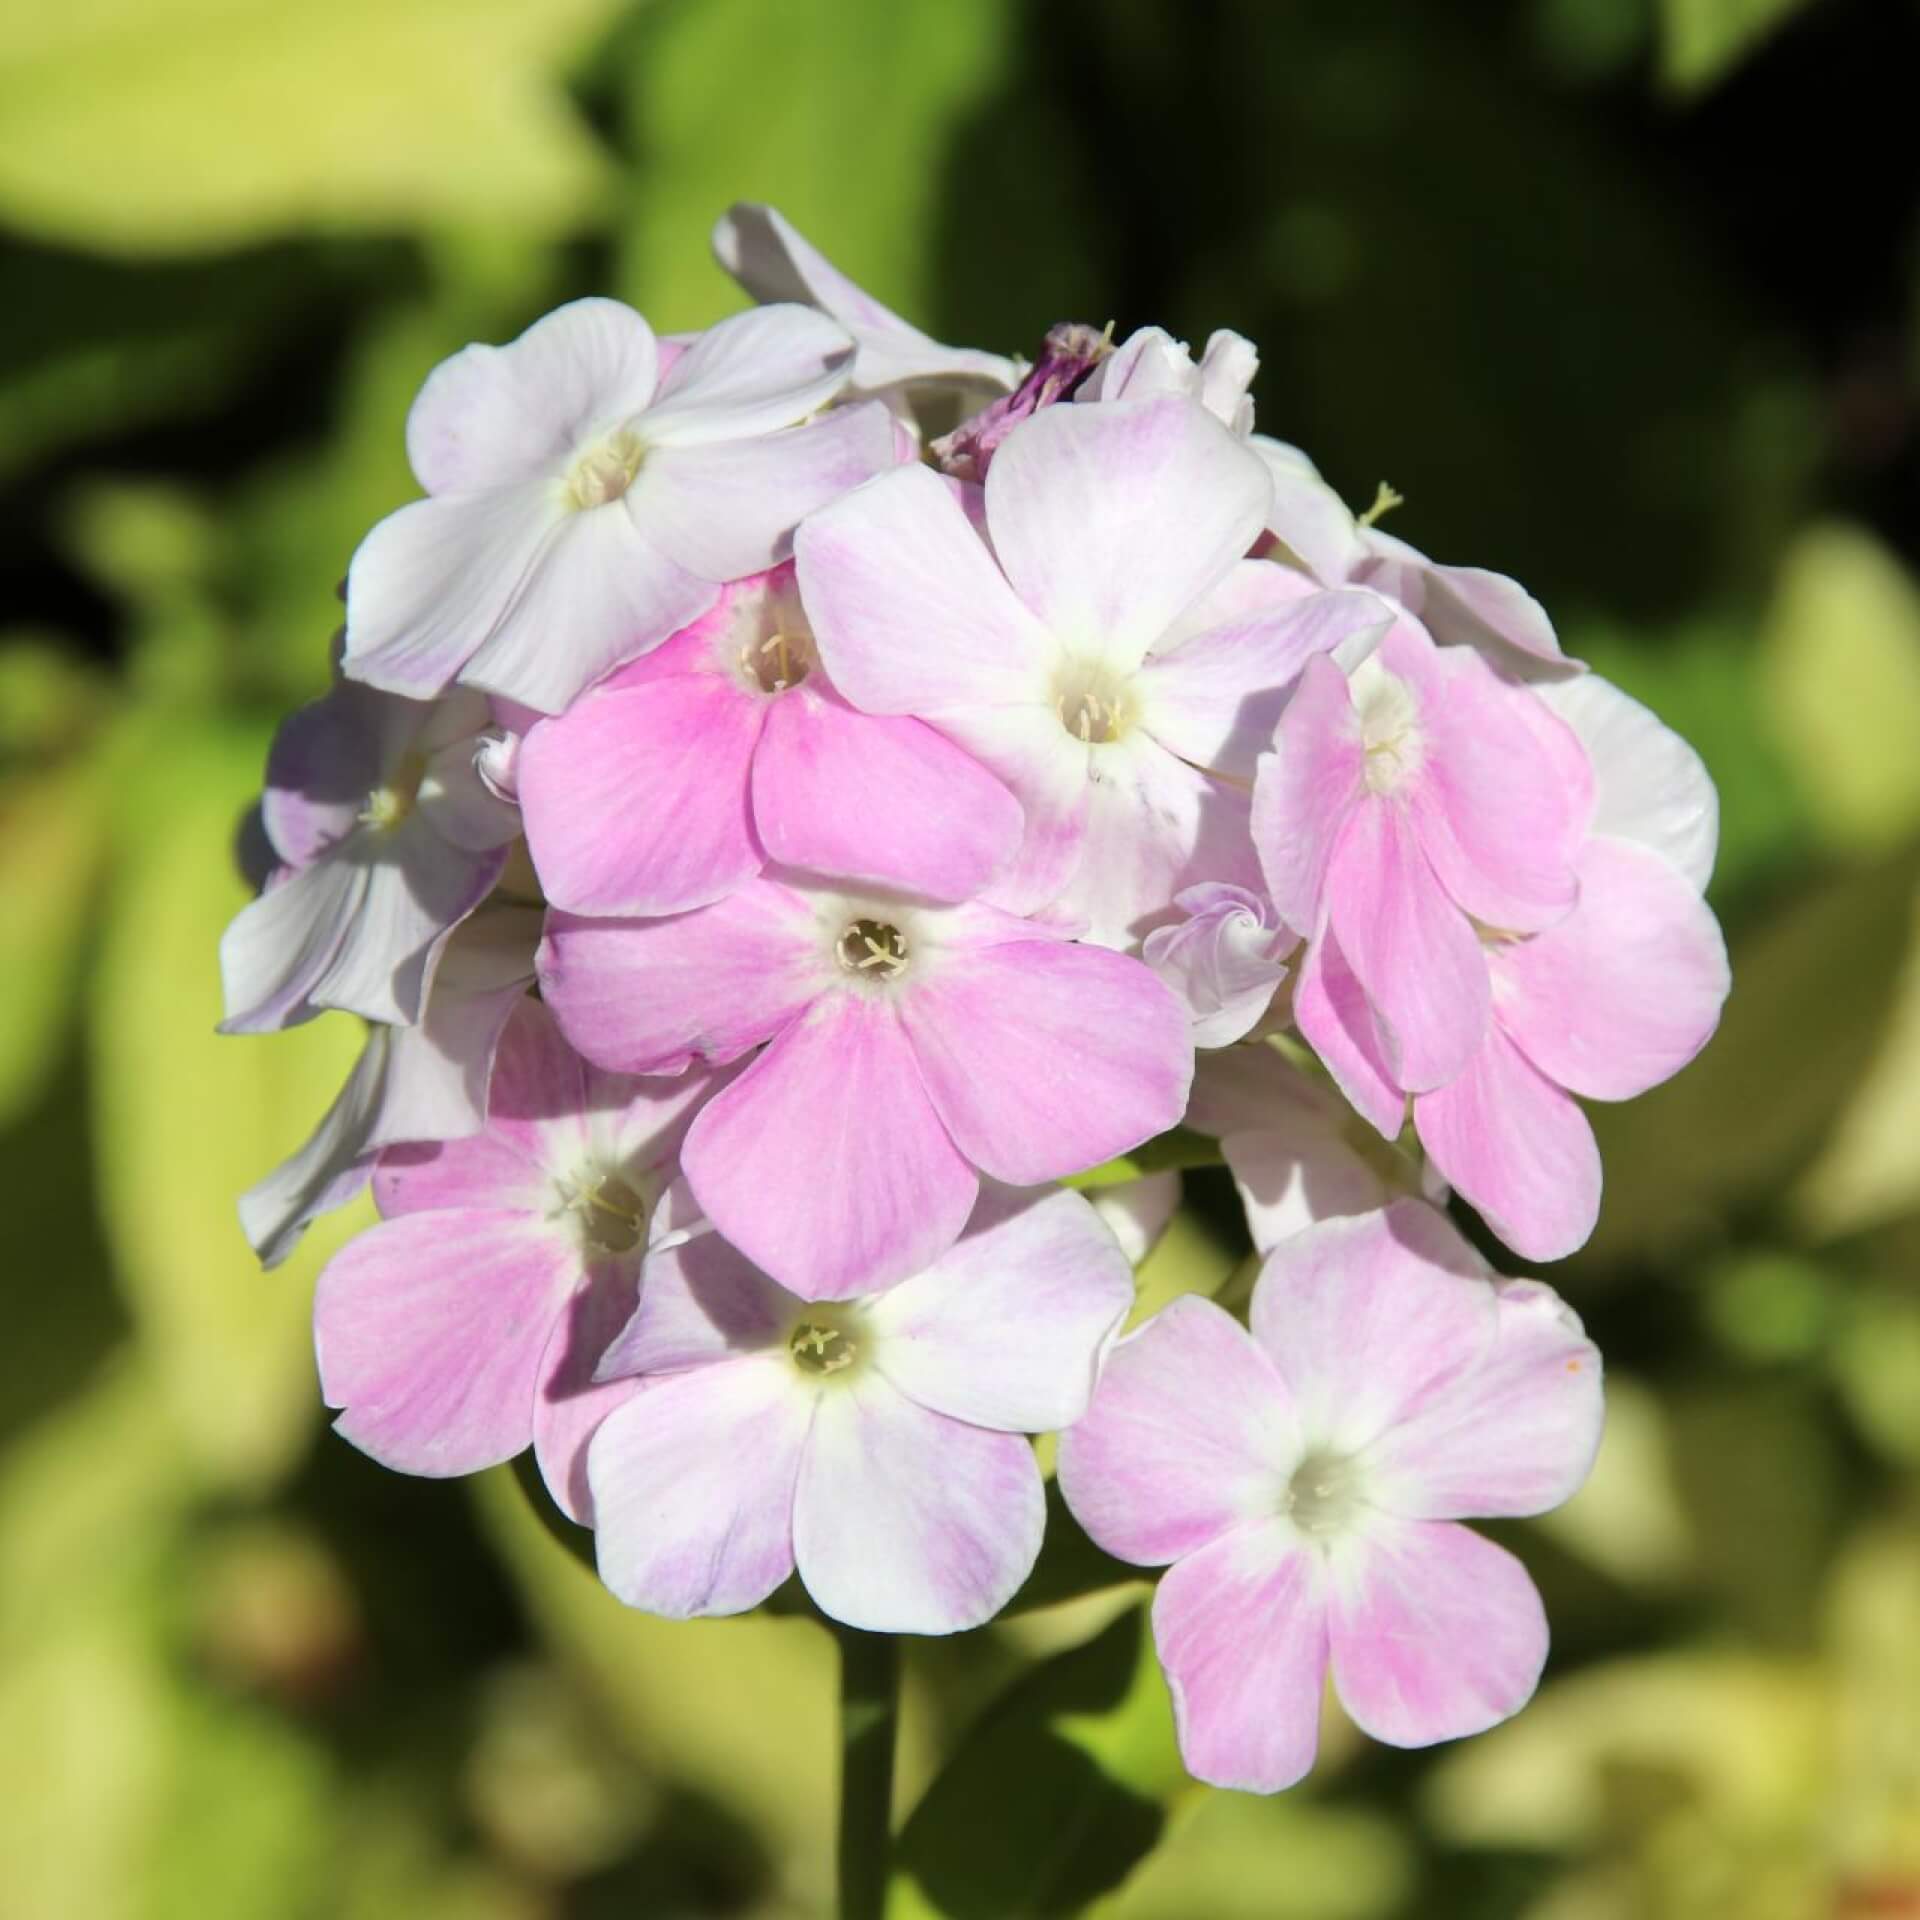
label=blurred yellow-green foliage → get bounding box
[3,0,1919,1914]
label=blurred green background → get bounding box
[4,0,1919,1914]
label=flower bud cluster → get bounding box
[221,203,1729,1790]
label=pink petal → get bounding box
[405,298,661,495]
[538,879,821,1074]
[1250,436,1367,584]
[519,672,765,916]
[316,1211,577,1476]
[639,304,854,445]
[792,1372,1043,1633]
[1391,630,1582,934]
[259,680,400,867]
[458,504,719,714]
[901,937,1192,1185]
[1496,838,1729,1102]
[961,706,1094,916]
[532,1263,643,1525]
[1142,883,1291,1051]
[752,689,1023,901]
[1366,1280,1603,1520]
[1152,1523,1329,1793]
[1252,651,1365,933]
[636,403,898,584]
[415,733,521,854]
[1538,674,1718,892]
[1413,1027,1603,1263]
[343,481,563,700]
[797,461,1055,713]
[1247,1201,1497,1455]
[865,1186,1135,1432]
[1091,1170,1181,1263]
[1056,1295,1300,1566]
[1327,798,1490,1091]
[681,994,979,1300]
[984,397,1271,670]
[1139,588,1389,778]
[588,1356,809,1617]
[1291,924,1407,1139]
[1326,1520,1548,1747]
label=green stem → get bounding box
[834,1622,899,1920]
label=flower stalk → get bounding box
[834,1621,899,1920]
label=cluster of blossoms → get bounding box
[222,204,1729,1793]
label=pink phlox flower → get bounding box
[1143,882,1296,1047]
[343,297,899,713]
[1057,1199,1604,1792]
[516,562,1024,917]
[537,870,1194,1300]
[219,680,521,1034]
[712,202,1019,414]
[313,997,735,1523]
[798,393,1391,948]
[1401,674,1730,1261]
[1254,616,1591,1094]
[932,321,1115,482]
[1090,1170,1181,1265]
[1078,324,1259,437]
[587,1182,1134,1632]
[1187,1043,1440,1254]
[241,904,541,1267]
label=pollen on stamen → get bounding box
[358,751,428,833]
[566,431,645,511]
[557,1171,646,1256]
[835,918,909,981]
[789,1321,858,1376]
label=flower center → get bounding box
[556,1170,646,1256]
[1054,660,1135,745]
[744,625,816,694]
[788,1320,859,1377]
[1351,657,1423,795]
[359,750,427,833]
[835,918,909,981]
[566,430,645,510]
[1285,1448,1364,1538]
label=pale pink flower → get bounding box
[313,999,731,1523]
[1058,1200,1603,1792]
[1253,618,1589,1091]
[588,1183,1133,1632]
[343,298,897,712]
[1078,324,1258,435]
[241,904,540,1267]
[219,680,520,1034]
[1142,882,1295,1047]
[712,202,1018,409]
[516,563,1023,917]
[799,394,1387,947]
[538,872,1192,1300]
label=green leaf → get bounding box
[1062,1130,1225,1191]
[1000,1482,1145,1621]
[0,0,625,256]
[614,0,1021,332]
[88,719,370,1493]
[890,1605,1182,1919]
[1658,0,1822,92]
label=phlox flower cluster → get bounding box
[221,202,1730,1792]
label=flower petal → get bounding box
[1139,588,1389,778]
[984,397,1270,670]
[901,938,1192,1185]
[1291,923,1407,1139]
[1056,1294,1300,1565]
[538,879,820,1074]
[752,688,1023,901]
[1247,1201,1497,1457]
[218,852,366,1034]
[792,1371,1043,1633]
[1326,1519,1548,1748]
[1366,1280,1603,1520]
[682,994,979,1300]
[798,460,1056,713]
[1250,436,1367,584]
[316,1211,577,1477]
[865,1185,1134,1432]
[1413,1027,1603,1263]
[1252,651,1365,934]
[405,298,660,495]
[532,1263,642,1525]
[640,303,854,445]
[637,403,898,584]
[1497,837,1729,1102]
[519,673,765,916]
[1327,798,1490,1091]
[588,1355,809,1617]
[1152,1523,1329,1793]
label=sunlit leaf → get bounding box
[0,0,624,256]
[1659,0,1823,92]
